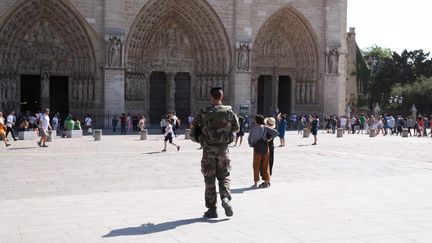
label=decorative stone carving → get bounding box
[109,37,122,67]
[125,72,146,101]
[237,43,250,71]
[327,48,339,74]
[311,82,316,104]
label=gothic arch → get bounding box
[252,5,320,107]
[0,0,98,114]
[125,0,232,103]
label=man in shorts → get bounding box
[38,108,52,147]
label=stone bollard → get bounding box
[94,129,102,141]
[303,128,310,138]
[369,129,376,137]
[140,129,148,140]
[337,128,344,138]
[185,129,191,140]
[402,128,409,138]
[47,130,54,142]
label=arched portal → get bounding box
[125,0,231,122]
[252,6,320,115]
[0,0,97,116]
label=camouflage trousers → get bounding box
[201,145,232,209]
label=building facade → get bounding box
[0,0,355,124]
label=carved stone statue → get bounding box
[328,49,339,74]
[251,76,256,104]
[295,82,300,104]
[41,72,50,99]
[110,37,121,67]
[238,44,249,71]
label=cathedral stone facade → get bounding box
[0,0,357,124]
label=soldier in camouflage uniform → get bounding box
[192,87,239,218]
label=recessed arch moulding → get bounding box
[251,6,321,115]
[124,0,232,116]
[0,0,104,117]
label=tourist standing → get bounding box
[52,113,60,134]
[38,108,51,147]
[126,114,132,131]
[84,115,92,134]
[311,115,319,145]
[0,112,11,147]
[276,113,287,147]
[234,115,245,146]
[138,116,146,132]
[248,114,278,188]
[350,116,357,134]
[359,114,366,134]
[6,111,17,141]
[191,87,239,218]
[112,115,119,133]
[264,117,277,175]
[120,113,127,135]
[188,114,194,129]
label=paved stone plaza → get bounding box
[0,131,431,243]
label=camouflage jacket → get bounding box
[192,105,239,146]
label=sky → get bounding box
[347,0,432,54]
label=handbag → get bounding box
[253,128,268,155]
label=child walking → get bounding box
[162,119,180,152]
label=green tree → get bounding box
[391,76,432,114]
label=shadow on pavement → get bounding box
[144,151,163,154]
[7,146,38,150]
[231,187,257,194]
[103,218,229,237]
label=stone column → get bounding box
[272,76,279,112]
[167,72,176,112]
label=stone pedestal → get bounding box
[337,128,344,138]
[369,129,376,137]
[303,129,310,138]
[18,131,37,140]
[185,129,191,140]
[94,129,102,141]
[47,130,56,142]
[402,128,409,138]
[140,129,148,140]
[65,130,83,138]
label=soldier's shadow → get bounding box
[103,218,229,237]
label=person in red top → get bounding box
[417,116,425,137]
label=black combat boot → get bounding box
[222,198,233,217]
[203,208,218,218]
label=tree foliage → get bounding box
[391,77,432,114]
[362,45,432,112]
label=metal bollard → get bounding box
[303,128,310,138]
[47,130,54,142]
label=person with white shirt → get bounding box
[84,115,93,134]
[161,118,180,152]
[38,108,52,148]
[339,116,347,133]
[6,111,17,141]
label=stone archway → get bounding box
[0,0,97,116]
[125,0,232,122]
[252,6,320,115]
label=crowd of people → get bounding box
[0,109,94,147]
[321,114,432,137]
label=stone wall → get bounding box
[0,0,351,121]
